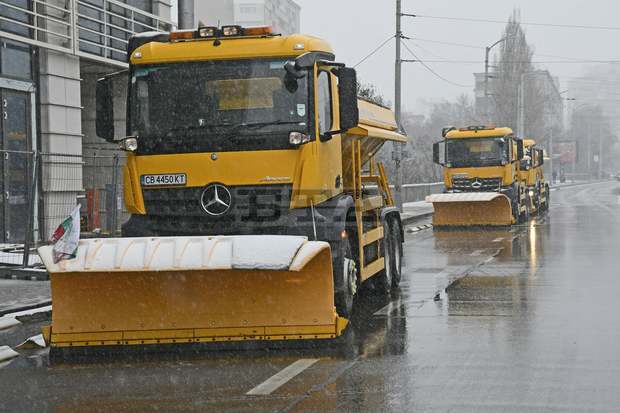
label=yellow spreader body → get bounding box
[426,193,514,227]
[38,236,348,349]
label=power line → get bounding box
[395,59,620,65]
[400,39,472,88]
[353,35,395,68]
[415,14,620,31]
[412,37,482,50]
[412,37,614,63]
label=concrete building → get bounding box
[0,0,172,243]
[195,0,300,35]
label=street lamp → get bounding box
[484,37,509,123]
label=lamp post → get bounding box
[484,37,509,123]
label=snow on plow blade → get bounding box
[38,236,348,349]
[426,193,514,227]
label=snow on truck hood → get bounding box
[38,236,330,273]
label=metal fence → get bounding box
[0,149,125,268]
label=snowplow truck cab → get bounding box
[427,126,526,227]
[38,26,407,353]
[519,139,549,215]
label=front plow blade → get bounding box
[426,193,514,227]
[38,236,348,350]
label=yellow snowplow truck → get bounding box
[38,26,407,353]
[427,126,526,227]
[519,139,550,215]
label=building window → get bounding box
[0,39,32,80]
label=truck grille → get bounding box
[142,184,292,234]
[451,177,502,191]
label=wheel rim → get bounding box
[344,257,357,296]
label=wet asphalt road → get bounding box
[2,181,620,412]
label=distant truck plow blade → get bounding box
[38,236,348,351]
[426,193,514,227]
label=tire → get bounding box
[389,219,403,289]
[373,221,394,295]
[334,224,358,318]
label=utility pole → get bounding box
[484,37,508,123]
[587,122,591,182]
[549,127,554,181]
[394,0,403,211]
[484,46,491,123]
[178,0,195,29]
[518,72,525,138]
[598,122,603,179]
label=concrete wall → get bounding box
[38,49,82,238]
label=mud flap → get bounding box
[38,236,348,349]
[426,193,514,227]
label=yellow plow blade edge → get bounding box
[426,193,514,227]
[38,236,348,348]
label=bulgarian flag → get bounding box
[50,205,81,263]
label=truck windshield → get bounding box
[129,59,309,154]
[446,137,510,168]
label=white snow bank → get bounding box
[0,346,19,362]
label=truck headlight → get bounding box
[119,137,138,152]
[289,132,310,146]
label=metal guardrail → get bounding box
[0,0,172,68]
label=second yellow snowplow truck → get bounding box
[427,126,526,226]
[37,26,407,353]
[519,139,550,215]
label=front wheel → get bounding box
[373,221,394,295]
[389,219,403,289]
[334,228,358,318]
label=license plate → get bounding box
[141,173,187,186]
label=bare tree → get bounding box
[378,94,479,184]
[490,10,535,132]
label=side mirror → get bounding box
[433,141,445,166]
[516,139,524,161]
[284,61,305,80]
[539,149,545,166]
[96,76,115,142]
[337,67,359,132]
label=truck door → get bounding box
[314,68,342,202]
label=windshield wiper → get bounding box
[222,120,305,138]
[166,123,234,135]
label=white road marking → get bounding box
[492,237,505,242]
[246,359,319,395]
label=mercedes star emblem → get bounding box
[200,183,232,216]
[471,180,482,189]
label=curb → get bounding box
[0,267,49,281]
[0,301,52,318]
[401,211,433,226]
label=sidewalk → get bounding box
[401,200,434,225]
[0,279,50,315]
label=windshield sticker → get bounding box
[297,104,306,117]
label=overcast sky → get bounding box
[294,0,619,113]
[171,1,618,114]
